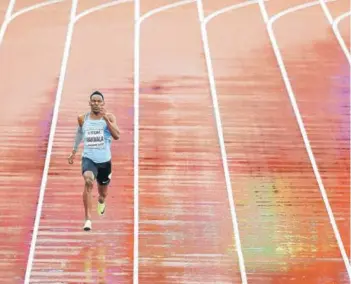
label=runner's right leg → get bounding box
[82,157,98,231]
[83,171,94,230]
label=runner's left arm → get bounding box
[105,114,120,140]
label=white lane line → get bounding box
[139,0,195,23]
[204,0,264,25]
[197,0,281,282]
[11,0,64,21]
[24,0,134,282]
[0,0,16,46]
[318,0,334,24]
[332,11,351,63]
[319,0,351,63]
[268,0,336,22]
[0,0,64,48]
[24,0,79,283]
[134,0,140,282]
[4,0,15,20]
[258,0,269,22]
[74,0,132,23]
[134,0,196,282]
[258,0,351,279]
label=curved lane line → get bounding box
[0,0,65,48]
[258,0,351,278]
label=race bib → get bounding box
[85,128,105,149]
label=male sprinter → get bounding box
[68,91,120,231]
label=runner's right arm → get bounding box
[73,126,83,153]
[68,115,84,164]
[72,114,85,153]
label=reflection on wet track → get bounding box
[0,0,349,283]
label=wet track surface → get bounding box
[0,0,350,283]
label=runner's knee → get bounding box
[83,171,94,189]
[98,185,108,198]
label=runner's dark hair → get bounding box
[90,91,104,101]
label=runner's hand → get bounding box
[101,107,109,121]
[68,150,76,164]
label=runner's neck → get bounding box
[89,112,103,120]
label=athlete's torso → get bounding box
[82,112,112,163]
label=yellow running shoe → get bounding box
[97,201,106,216]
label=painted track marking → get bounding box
[139,0,195,23]
[23,0,133,282]
[318,0,334,24]
[195,0,284,282]
[2,0,348,281]
[134,1,198,283]
[23,0,79,282]
[258,0,351,279]
[0,0,16,45]
[134,0,140,282]
[74,0,133,23]
[203,0,264,25]
[0,0,64,48]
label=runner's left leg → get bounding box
[96,160,112,216]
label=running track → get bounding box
[0,0,350,283]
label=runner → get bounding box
[67,91,120,231]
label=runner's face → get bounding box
[89,95,104,113]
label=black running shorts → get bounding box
[81,157,112,186]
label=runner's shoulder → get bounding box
[77,113,86,127]
[106,113,116,121]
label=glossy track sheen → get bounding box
[0,0,349,283]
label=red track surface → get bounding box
[0,0,350,283]
[0,1,70,282]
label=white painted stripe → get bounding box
[318,0,334,24]
[139,0,195,23]
[24,0,79,282]
[0,0,16,47]
[134,0,141,282]
[196,0,248,282]
[258,0,351,278]
[269,0,336,23]
[74,0,132,23]
[0,0,64,48]
[204,0,263,25]
[134,1,198,283]
[25,0,135,281]
[332,11,351,63]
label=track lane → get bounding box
[273,1,350,260]
[28,4,135,283]
[0,2,70,282]
[138,2,242,283]
[207,3,350,283]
